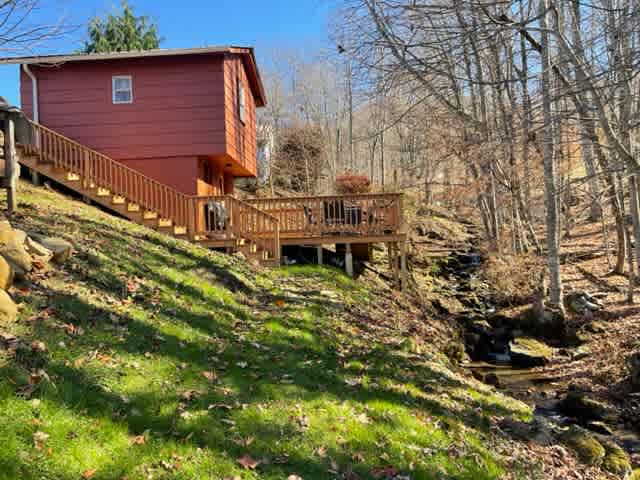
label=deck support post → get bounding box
[31,170,41,187]
[317,246,323,265]
[400,240,407,292]
[345,243,353,278]
[389,241,400,289]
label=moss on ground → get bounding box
[602,440,631,475]
[562,426,606,466]
[0,181,538,479]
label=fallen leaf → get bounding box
[180,389,201,401]
[30,341,47,353]
[371,465,398,479]
[237,454,261,469]
[202,371,217,382]
[33,430,49,449]
[81,468,97,479]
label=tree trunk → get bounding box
[540,0,564,312]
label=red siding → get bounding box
[224,55,257,177]
[120,156,199,195]
[19,52,261,194]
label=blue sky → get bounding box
[0,0,334,106]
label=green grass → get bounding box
[0,181,534,479]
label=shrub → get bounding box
[335,172,371,195]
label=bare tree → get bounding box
[0,1,68,54]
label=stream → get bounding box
[441,245,640,467]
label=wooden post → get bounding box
[31,170,41,186]
[317,245,323,265]
[4,117,16,213]
[345,243,354,278]
[400,240,408,292]
[391,242,400,289]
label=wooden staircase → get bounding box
[18,121,281,266]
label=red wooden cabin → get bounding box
[0,46,407,287]
[8,46,266,196]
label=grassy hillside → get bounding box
[0,181,536,480]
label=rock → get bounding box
[628,352,640,391]
[525,306,568,340]
[0,255,14,290]
[0,289,17,324]
[557,391,612,422]
[469,319,493,334]
[584,321,607,334]
[501,416,554,446]
[601,440,632,475]
[443,340,466,362]
[561,425,606,466]
[566,291,603,314]
[29,235,73,264]
[509,337,553,368]
[484,372,501,387]
[0,229,32,278]
[24,236,53,263]
[585,421,614,435]
[572,346,591,361]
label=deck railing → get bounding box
[190,196,280,261]
[244,193,403,237]
[20,121,400,263]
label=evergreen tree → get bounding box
[83,1,161,53]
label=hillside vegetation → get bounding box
[0,181,575,479]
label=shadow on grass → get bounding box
[0,191,527,479]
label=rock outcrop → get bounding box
[0,219,74,325]
[29,234,73,264]
[628,352,640,391]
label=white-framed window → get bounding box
[112,75,133,104]
[237,77,246,123]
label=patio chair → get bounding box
[303,205,316,225]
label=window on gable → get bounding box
[112,76,133,104]
[237,77,246,124]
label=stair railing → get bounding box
[23,121,280,263]
[25,120,196,234]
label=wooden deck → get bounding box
[18,120,407,283]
